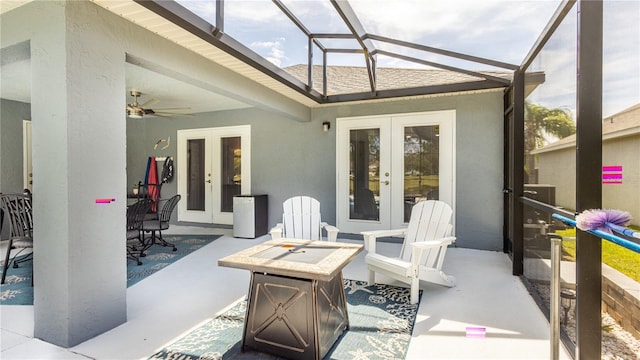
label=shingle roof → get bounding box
[284,65,513,95]
[602,103,640,133]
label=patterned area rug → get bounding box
[0,234,221,305]
[149,279,421,360]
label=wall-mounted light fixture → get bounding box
[322,121,331,132]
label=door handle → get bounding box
[381,180,389,185]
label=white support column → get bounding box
[27,1,127,347]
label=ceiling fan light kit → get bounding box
[127,108,144,118]
[126,90,193,119]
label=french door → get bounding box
[336,111,455,234]
[177,125,251,225]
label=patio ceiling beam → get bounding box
[376,50,512,85]
[365,34,519,71]
[326,79,507,103]
[310,33,356,39]
[134,0,325,103]
[326,49,365,54]
[330,0,377,92]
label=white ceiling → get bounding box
[123,62,251,114]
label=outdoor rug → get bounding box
[0,234,221,305]
[149,279,421,360]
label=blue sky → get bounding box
[178,0,639,118]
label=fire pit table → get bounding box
[218,238,363,360]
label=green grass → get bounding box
[555,227,640,282]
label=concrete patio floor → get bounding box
[1,226,571,359]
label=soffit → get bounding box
[0,0,31,13]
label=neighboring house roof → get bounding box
[532,103,640,154]
[284,65,513,96]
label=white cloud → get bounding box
[251,38,288,67]
[225,0,283,23]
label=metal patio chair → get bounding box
[126,198,153,265]
[141,194,181,254]
[1,193,34,285]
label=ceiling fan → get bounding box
[126,90,193,118]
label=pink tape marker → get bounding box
[466,326,486,338]
[95,198,116,204]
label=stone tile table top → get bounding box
[218,239,363,281]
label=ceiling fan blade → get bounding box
[153,112,195,117]
[150,113,175,118]
[140,98,160,108]
[152,107,192,111]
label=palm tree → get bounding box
[524,102,576,183]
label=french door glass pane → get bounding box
[349,129,380,221]
[187,139,205,211]
[404,125,439,222]
[221,136,241,213]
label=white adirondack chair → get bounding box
[270,196,340,242]
[362,200,456,304]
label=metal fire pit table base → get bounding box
[243,272,348,360]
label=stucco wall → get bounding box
[1,40,506,261]
[127,107,336,230]
[128,91,505,251]
[537,134,640,223]
[312,92,505,251]
[0,99,30,193]
[535,147,577,210]
[602,136,640,222]
[3,0,130,346]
